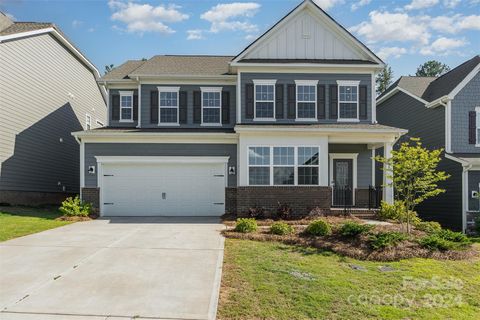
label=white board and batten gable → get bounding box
[231,0,383,69]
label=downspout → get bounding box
[462,164,472,233]
[73,135,84,200]
[136,76,142,129]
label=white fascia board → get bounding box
[449,63,480,99]
[231,62,382,69]
[445,154,480,168]
[377,87,429,106]
[425,95,451,109]
[95,156,230,164]
[234,125,407,135]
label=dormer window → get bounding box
[337,81,360,122]
[119,91,133,122]
[254,80,276,120]
[295,80,318,120]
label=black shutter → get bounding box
[179,91,187,124]
[329,85,338,119]
[469,111,476,144]
[359,85,367,120]
[133,94,138,121]
[275,84,284,119]
[222,91,230,124]
[111,94,120,121]
[317,85,325,119]
[245,83,254,119]
[287,84,296,119]
[193,91,201,123]
[150,91,158,123]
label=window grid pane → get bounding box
[255,84,274,118]
[121,108,131,120]
[297,103,316,118]
[273,167,294,185]
[249,167,270,185]
[160,108,177,123]
[298,167,319,185]
[297,85,315,102]
[339,103,357,119]
[339,86,357,102]
[273,147,294,165]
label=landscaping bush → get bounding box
[305,219,332,236]
[247,206,266,219]
[369,231,408,250]
[340,221,373,237]
[378,201,400,220]
[270,222,295,235]
[59,196,92,217]
[234,218,258,233]
[276,203,293,220]
[378,201,420,233]
[475,215,480,235]
[415,221,442,234]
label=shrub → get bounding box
[247,206,266,219]
[369,231,408,250]
[378,201,400,220]
[305,219,332,236]
[276,203,293,220]
[415,221,442,234]
[475,215,480,235]
[339,221,374,237]
[59,196,92,217]
[419,230,470,251]
[437,229,470,243]
[270,222,295,235]
[234,218,258,233]
[378,201,420,232]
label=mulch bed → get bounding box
[56,213,98,221]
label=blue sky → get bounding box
[2,0,479,78]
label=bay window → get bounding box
[158,87,180,125]
[295,80,318,120]
[119,91,133,122]
[337,80,360,121]
[201,87,222,125]
[254,80,276,120]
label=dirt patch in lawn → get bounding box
[56,213,98,222]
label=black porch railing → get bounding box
[368,186,383,209]
[332,186,353,209]
[332,186,383,210]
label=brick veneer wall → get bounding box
[225,187,237,215]
[81,188,100,212]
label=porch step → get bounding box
[329,208,379,219]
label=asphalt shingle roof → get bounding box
[100,60,146,80]
[0,21,53,35]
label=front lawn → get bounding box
[0,206,72,241]
[218,239,480,320]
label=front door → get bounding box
[332,159,353,206]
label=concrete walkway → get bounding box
[0,217,225,320]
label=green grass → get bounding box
[218,239,480,320]
[0,206,72,241]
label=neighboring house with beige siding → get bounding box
[0,12,106,205]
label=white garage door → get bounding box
[100,160,226,217]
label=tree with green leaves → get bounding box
[376,64,393,95]
[415,60,450,77]
[104,64,115,75]
[375,138,450,234]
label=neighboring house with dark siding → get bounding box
[73,0,406,218]
[0,12,106,205]
[377,55,480,233]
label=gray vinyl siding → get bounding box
[240,73,372,123]
[451,72,480,153]
[139,84,236,128]
[328,144,372,188]
[468,170,480,212]
[109,89,138,127]
[0,33,106,194]
[84,143,237,187]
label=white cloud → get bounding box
[88,27,95,32]
[108,0,189,35]
[405,0,439,10]
[349,11,430,45]
[245,34,257,41]
[351,0,371,11]
[312,0,344,10]
[187,29,204,40]
[377,46,407,60]
[443,0,460,8]
[72,20,83,28]
[201,2,260,34]
[420,36,467,55]
[428,14,480,33]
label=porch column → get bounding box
[383,142,394,204]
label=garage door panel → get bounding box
[101,162,226,217]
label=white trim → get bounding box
[137,82,142,128]
[462,168,469,233]
[377,87,429,106]
[450,62,480,99]
[336,80,360,86]
[371,71,377,123]
[106,87,110,127]
[329,153,358,205]
[95,156,230,164]
[253,79,276,121]
[80,140,85,189]
[85,114,92,130]
[371,148,376,186]
[237,72,242,124]
[294,80,319,86]
[425,95,450,109]
[337,81,360,122]
[200,87,223,126]
[119,91,134,122]
[157,86,180,126]
[446,101,452,152]
[295,80,318,120]
[475,106,480,147]
[234,125,407,134]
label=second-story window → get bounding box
[119,91,133,122]
[158,87,180,125]
[254,80,276,120]
[296,80,318,120]
[201,87,222,125]
[337,81,360,122]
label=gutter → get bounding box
[425,95,451,108]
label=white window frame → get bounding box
[253,79,276,121]
[295,80,318,121]
[85,114,91,130]
[337,80,360,123]
[119,91,134,123]
[247,145,321,186]
[157,86,180,126]
[201,87,222,126]
[95,120,104,127]
[475,106,480,147]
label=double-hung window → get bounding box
[337,80,360,122]
[158,87,180,125]
[201,87,222,125]
[248,146,320,186]
[476,107,480,146]
[85,114,91,130]
[295,80,318,120]
[119,91,133,122]
[254,80,276,120]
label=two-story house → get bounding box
[0,13,106,205]
[377,55,480,233]
[73,0,405,217]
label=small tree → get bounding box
[415,60,450,77]
[375,138,450,234]
[376,64,394,95]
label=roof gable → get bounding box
[232,0,382,65]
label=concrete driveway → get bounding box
[0,217,225,320]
